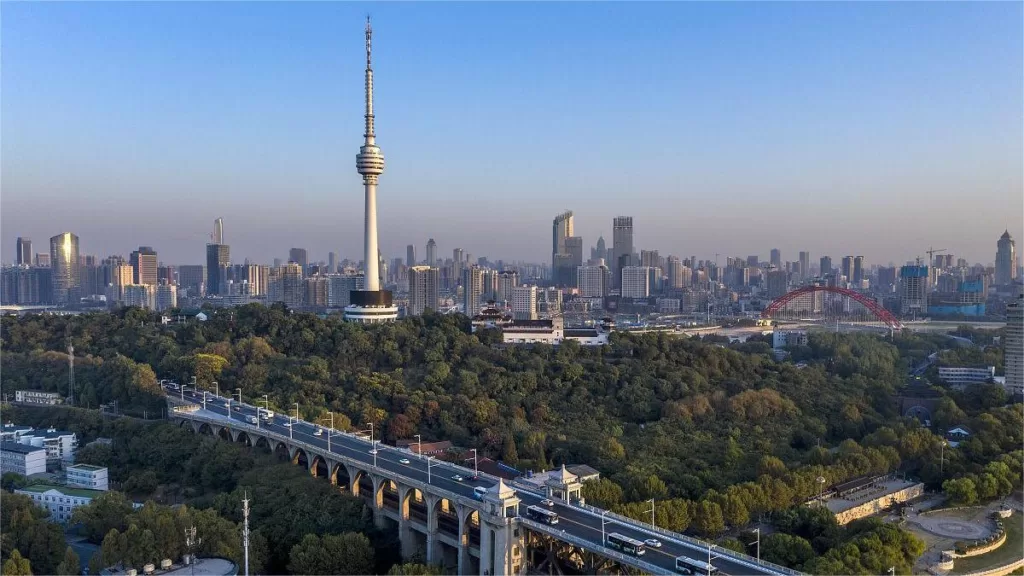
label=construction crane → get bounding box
[926,246,947,267]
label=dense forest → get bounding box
[1,305,1021,573]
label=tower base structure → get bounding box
[344,290,398,324]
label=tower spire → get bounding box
[364,16,375,143]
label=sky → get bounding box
[2,1,1022,267]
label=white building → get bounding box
[773,329,808,349]
[66,463,109,491]
[0,423,35,443]
[577,264,610,299]
[123,284,154,310]
[154,283,177,312]
[14,390,62,405]
[937,366,996,388]
[15,484,104,524]
[0,442,47,476]
[502,317,613,346]
[510,285,538,320]
[407,266,440,315]
[17,428,78,462]
[621,266,652,299]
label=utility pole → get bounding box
[185,525,201,576]
[242,492,251,576]
[647,498,655,527]
[67,333,74,406]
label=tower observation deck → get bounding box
[345,16,398,323]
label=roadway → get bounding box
[165,384,791,576]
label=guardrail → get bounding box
[519,517,669,575]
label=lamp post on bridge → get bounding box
[213,381,218,399]
[817,476,827,508]
[427,456,439,484]
[646,498,655,527]
[415,434,422,459]
[600,510,610,545]
[202,391,207,411]
[707,543,720,576]
[749,527,760,562]
[293,402,300,422]
[940,439,947,476]
[471,448,478,479]
[327,412,334,452]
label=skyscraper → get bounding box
[406,245,416,267]
[15,237,32,266]
[49,232,80,304]
[130,246,158,286]
[1005,292,1023,396]
[328,251,338,274]
[345,18,398,323]
[841,256,854,284]
[621,266,651,299]
[462,265,485,317]
[899,265,929,316]
[206,244,230,296]
[213,218,224,245]
[282,262,304,309]
[770,248,781,270]
[611,216,634,289]
[592,235,607,263]
[497,270,519,304]
[408,266,440,315]
[289,248,308,275]
[799,251,810,281]
[996,230,1017,286]
[853,256,865,286]
[510,285,538,320]
[819,256,833,278]
[426,239,437,267]
[552,211,574,266]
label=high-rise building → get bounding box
[35,253,51,267]
[452,248,464,286]
[206,244,230,296]
[213,218,224,245]
[841,256,854,284]
[1005,292,1023,396]
[497,270,519,304]
[289,248,308,275]
[819,256,832,278]
[15,238,32,266]
[621,266,651,299]
[665,257,684,289]
[406,245,416,267]
[510,285,538,320]
[853,256,865,287]
[770,248,781,270]
[111,263,134,302]
[552,210,574,270]
[798,251,810,281]
[328,252,338,274]
[766,269,788,299]
[996,231,1017,286]
[282,262,304,309]
[305,276,329,308]
[123,284,153,310]
[49,232,80,304]
[327,274,364,308]
[130,246,158,286]
[245,264,269,296]
[591,235,607,263]
[462,265,485,317]
[426,239,437,267]
[578,264,611,298]
[408,266,440,315]
[611,216,634,289]
[154,282,177,312]
[899,265,929,316]
[178,265,205,296]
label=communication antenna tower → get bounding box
[185,525,202,576]
[242,492,251,576]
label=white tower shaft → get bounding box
[356,16,384,292]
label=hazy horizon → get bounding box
[2,2,1021,267]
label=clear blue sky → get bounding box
[2,1,1021,267]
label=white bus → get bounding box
[526,505,559,525]
[606,533,645,556]
[258,408,274,419]
[675,555,717,575]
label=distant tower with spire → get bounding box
[345,16,398,323]
[996,230,1018,286]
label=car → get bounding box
[399,458,410,465]
[541,499,555,507]
[282,421,292,427]
[452,475,464,482]
[313,428,323,436]
[247,416,258,424]
[234,405,242,411]
[369,449,379,455]
[223,402,231,409]
[644,538,662,548]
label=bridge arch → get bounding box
[290,446,310,468]
[197,422,214,436]
[309,454,330,479]
[762,285,904,330]
[233,431,253,447]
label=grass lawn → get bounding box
[953,513,1024,574]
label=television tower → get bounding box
[345,16,398,323]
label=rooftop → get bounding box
[68,463,106,472]
[824,478,922,514]
[16,483,106,499]
[0,441,46,455]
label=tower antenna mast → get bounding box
[242,491,251,576]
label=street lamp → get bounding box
[289,416,294,439]
[471,448,479,479]
[202,391,207,411]
[326,412,334,452]
[888,567,895,576]
[415,434,422,459]
[817,476,827,508]
[647,498,655,527]
[750,527,760,562]
[427,456,438,484]
[940,440,947,476]
[293,402,300,421]
[213,381,219,399]
[707,544,719,576]
[366,422,374,445]
[600,510,610,544]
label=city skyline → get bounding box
[2,2,1022,265]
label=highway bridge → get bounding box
[166,385,799,576]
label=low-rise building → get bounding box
[17,428,78,462]
[0,423,35,443]
[813,475,924,525]
[15,483,105,524]
[0,441,47,476]
[397,439,453,456]
[937,366,995,388]
[566,464,600,483]
[66,463,109,491]
[14,390,63,405]
[502,317,613,346]
[772,329,808,349]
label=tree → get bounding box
[761,533,815,569]
[722,493,750,528]
[942,477,978,506]
[288,533,374,575]
[692,500,725,537]
[582,478,624,509]
[72,491,134,543]
[54,546,80,576]
[2,549,32,575]
[501,434,519,464]
[386,563,443,575]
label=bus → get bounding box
[526,505,559,525]
[606,533,645,556]
[674,556,717,575]
[257,408,274,420]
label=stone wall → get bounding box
[833,483,925,525]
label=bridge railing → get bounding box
[519,517,669,575]
[173,409,487,511]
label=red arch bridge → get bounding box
[761,286,904,331]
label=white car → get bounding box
[313,428,323,436]
[369,449,379,455]
[644,538,662,548]
[223,402,231,409]
[282,421,292,428]
[540,499,555,507]
[452,475,464,482]
[399,458,410,465]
